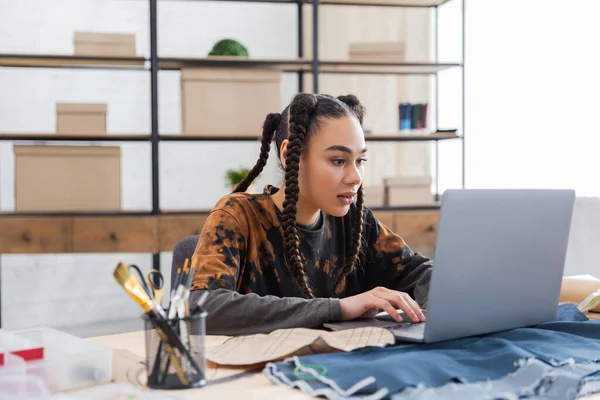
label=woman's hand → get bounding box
[339,287,426,323]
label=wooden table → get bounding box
[88,315,600,400]
[88,332,312,399]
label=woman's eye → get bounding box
[357,158,368,165]
[332,158,345,166]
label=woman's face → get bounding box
[297,115,367,217]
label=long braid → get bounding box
[234,113,281,193]
[281,94,318,298]
[345,186,365,276]
[335,95,367,290]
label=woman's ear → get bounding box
[279,139,289,168]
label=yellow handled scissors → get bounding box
[146,270,165,305]
[129,264,165,305]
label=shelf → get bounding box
[0,53,147,70]
[159,0,451,7]
[160,134,261,141]
[318,60,461,75]
[365,131,459,141]
[160,131,458,142]
[0,204,440,217]
[0,54,460,75]
[0,133,151,142]
[161,204,441,213]
[0,211,154,218]
[316,0,451,6]
[0,132,458,143]
[158,56,309,71]
[158,56,460,75]
[316,0,449,8]
[0,134,150,142]
[370,203,440,211]
[159,209,213,215]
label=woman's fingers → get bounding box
[372,297,403,322]
[373,288,426,323]
[397,296,425,323]
[340,287,426,323]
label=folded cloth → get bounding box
[264,304,600,400]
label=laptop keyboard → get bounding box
[388,322,426,334]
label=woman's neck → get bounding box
[271,184,321,226]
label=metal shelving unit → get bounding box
[0,0,465,326]
[0,0,465,207]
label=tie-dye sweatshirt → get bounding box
[190,185,432,336]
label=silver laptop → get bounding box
[325,189,576,343]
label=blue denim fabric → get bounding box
[264,304,600,400]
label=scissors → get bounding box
[129,264,165,305]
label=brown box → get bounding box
[349,42,405,63]
[56,103,107,135]
[14,145,121,212]
[181,67,282,136]
[73,31,136,57]
[363,185,386,207]
[385,175,433,206]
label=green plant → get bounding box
[225,167,250,186]
[208,39,249,57]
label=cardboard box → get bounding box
[73,31,136,57]
[14,145,121,212]
[385,175,433,206]
[56,103,107,135]
[181,67,282,136]
[363,185,385,207]
[349,42,405,63]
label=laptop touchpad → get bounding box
[375,309,427,322]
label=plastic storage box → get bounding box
[0,329,45,364]
[0,327,112,395]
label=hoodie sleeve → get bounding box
[188,288,342,336]
[362,208,433,308]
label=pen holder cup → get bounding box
[142,311,207,390]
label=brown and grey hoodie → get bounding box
[189,185,432,336]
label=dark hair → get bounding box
[234,93,366,298]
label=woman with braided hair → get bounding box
[189,93,432,335]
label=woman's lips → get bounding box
[337,192,356,205]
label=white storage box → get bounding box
[0,329,44,364]
[0,327,112,394]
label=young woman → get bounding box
[189,93,432,336]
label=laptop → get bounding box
[325,189,576,343]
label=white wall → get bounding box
[436,0,600,277]
[564,197,600,278]
[459,0,600,196]
[0,0,299,331]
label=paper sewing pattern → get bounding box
[205,327,395,366]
